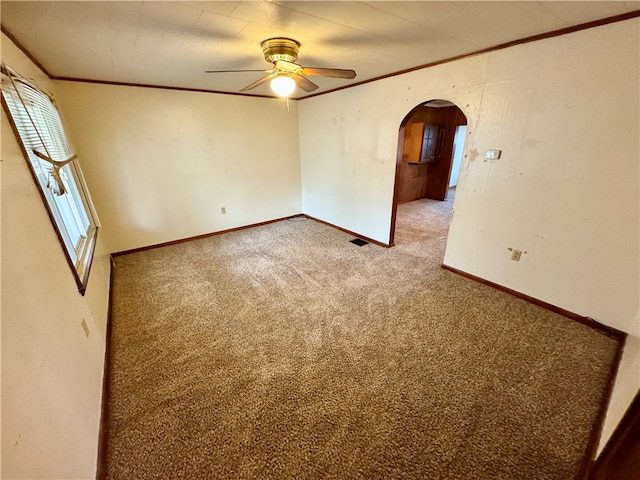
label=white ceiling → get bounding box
[2,1,638,99]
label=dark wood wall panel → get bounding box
[397,105,467,203]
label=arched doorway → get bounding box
[389,99,468,246]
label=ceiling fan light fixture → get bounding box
[270,75,296,97]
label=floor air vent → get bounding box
[350,238,369,246]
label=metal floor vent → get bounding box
[350,238,369,246]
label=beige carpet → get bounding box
[105,199,620,479]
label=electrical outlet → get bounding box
[221,207,226,214]
[81,318,90,338]
[511,249,522,261]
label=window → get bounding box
[1,64,99,294]
[420,124,446,163]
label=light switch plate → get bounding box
[486,149,502,159]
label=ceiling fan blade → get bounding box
[293,74,319,92]
[205,69,267,73]
[240,74,276,92]
[274,60,302,74]
[300,67,356,79]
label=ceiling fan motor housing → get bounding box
[262,37,300,64]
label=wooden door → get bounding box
[589,390,640,480]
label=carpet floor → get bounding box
[105,199,620,479]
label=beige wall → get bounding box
[53,81,302,254]
[298,18,639,450]
[1,33,111,479]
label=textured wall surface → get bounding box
[54,81,302,254]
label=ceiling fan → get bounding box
[206,37,357,97]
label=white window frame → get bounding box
[1,64,99,294]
